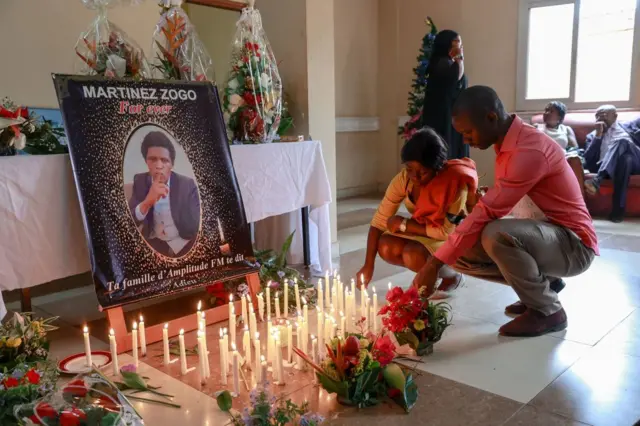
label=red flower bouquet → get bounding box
[379,286,452,356]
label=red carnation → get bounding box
[3,377,19,388]
[242,92,262,107]
[35,402,57,420]
[25,369,41,385]
[373,335,396,366]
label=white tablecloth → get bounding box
[0,141,332,295]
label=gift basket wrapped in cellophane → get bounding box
[223,1,283,144]
[74,0,151,79]
[150,0,214,82]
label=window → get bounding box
[517,0,640,111]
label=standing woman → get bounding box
[422,30,468,159]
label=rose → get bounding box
[59,408,87,426]
[3,377,19,388]
[25,369,41,385]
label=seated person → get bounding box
[129,131,200,257]
[535,101,578,150]
[584,105,640,222]
[356,127,479,293]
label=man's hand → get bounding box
[140,181,169,214]
[595,122,605,138]
[355,263,374,289]
[387,216,406,233]
[412,257,445,297]
[467,186,488,209]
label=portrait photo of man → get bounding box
[127,130,201,258]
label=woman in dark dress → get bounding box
[422,30,468,160]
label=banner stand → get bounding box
[105,272,261,354]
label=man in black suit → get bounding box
[128,131,200,257]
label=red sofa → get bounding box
[531,111,640,217]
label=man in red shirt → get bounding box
[414,86,598,337]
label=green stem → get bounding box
[126,395,181,409]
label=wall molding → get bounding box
[337,183,379,200]
[336,117,380,133]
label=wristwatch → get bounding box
[399,218,408,233]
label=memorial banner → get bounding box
[53,75,258,308]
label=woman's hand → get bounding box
[450,45,464,60]
[387,215,406,233]
[356,264,374,289]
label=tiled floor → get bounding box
[6,195,640,425]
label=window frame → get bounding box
[516,0,640,111]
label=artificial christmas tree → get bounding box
[399,17,438,141]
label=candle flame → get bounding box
[372,286,377,294]
[340,311,344,317]
[197,300,202,311]
[229,294,233,302]
[164,323,169,329]
[139,315,144,322]
[286,320,290,325]
[294,277,298,284]
[109,328,114,336]
[223,327,228,334]
[261,355,265,362]
[220,329,223,338]
[83,325,88,333]
[302,297,307,305]
[255,332,260,339]
[311,334,316,340]
[388,282,392,290]
[180,328,184,335]
[360,273,364,284]
[132,321,137,330]
[232,342,237,351]
[245,325,249,331]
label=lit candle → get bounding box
[139,315,146,356]
[179,329,188,375]
[108,328,118,375]
[295,321,303,370]
[360,273,365,289]
[325,271,331,308]
[223,328,230,368]
[260,355,268,386]
[337,275,342,312]
[331,319,337,339]
[317,307,324,354]
[372,286,378,333]
[266,284,271,318]
[131,321,138,367]
[340,311,346,338]
[294,278,301,314]
[344,291,351,333]
[267,320,274,363]
[317,279,324,312]
[232,343,240,395]
[324,316,331,344]
[284,280,289,317]
[388,282,392,292]
[83,325,92,367]
[286,320,293,363]
[311,335,318,383]
[200,309,206,331]
[163,323,170,366]
[197,330,206,382]
[241,294,248,326]
[200,323,211,378]
[243,326,251,365]
[249,306,257,338]
[257,293,265,321]
[275,294,281,319]
[361,288,368,318]
[303,299,309,327]
[275,332,285,384]
[254,332,261,383]
[219,329,227,384]
[229,303,236,348]
[351,278,356,301]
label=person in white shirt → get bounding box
[535,101,578,150]
[584,105,640,222]
[128,131,200,257]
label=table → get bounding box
[0,141,332,301]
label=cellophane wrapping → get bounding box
[13,368,144,426]
[223,6,283,144]
[74,0,151,79]
[150,0,214,82]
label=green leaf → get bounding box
[395,331,420,350]
[275,231,295,268]
[316,374,349,399]
[216,390,233,412]
[120,371,147,391]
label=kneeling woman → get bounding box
[357,128,478,292]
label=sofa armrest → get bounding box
[567,156,585,199]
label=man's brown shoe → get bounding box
[504,279,566,316]
[499,308,568,337]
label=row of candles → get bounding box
[84,272,382,396]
